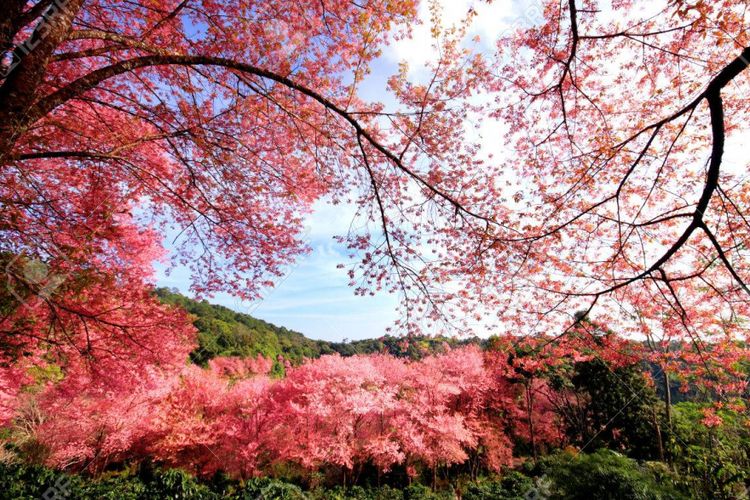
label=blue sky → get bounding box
[156,0,516,341]
[155,200,400,342]
[155,56,405,342]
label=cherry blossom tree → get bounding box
[28,347,546,482]
[464,0,750,366]
[0,0,432,428]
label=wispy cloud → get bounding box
[156,198,399,341]
[384,0,514,77]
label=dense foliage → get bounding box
[1,293,750,497]
[0,448,721,500]
[7,344,560,479]
[1,297,748,497]
[155,288,329,368]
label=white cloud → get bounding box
[303,198,359,243]
[385,0,514,76]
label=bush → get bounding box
[463,471,534,499]
[369,485,405,500]
[235,477,307,499]
[402,483,453,500]
[78,472,145,499]
[539,449,688,500]
[0,457,699,500]
[309,484,404,500]
[0,462,94,499]
[143,468,216,499]
[0,462,220,499]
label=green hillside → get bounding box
[155,287,330,366]
[154,287,484,366]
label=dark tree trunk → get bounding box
[0,0,85,162]
[526,381,538,463]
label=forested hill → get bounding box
[155,289,703,403]
[155,288,484,366]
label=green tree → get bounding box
[561,359,664,460]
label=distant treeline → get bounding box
[155,288,484,370]
[155,287,715,406]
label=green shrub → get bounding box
[79,475,145,499]
[0,462,85,499]
[670,402,750,499]
[463,471,534,500]
[308,484,404,500]
[369,485,405,500]
[402,483,453,500]
[143,468,217,499]
[235,477,308,499]
[539,449,688,500]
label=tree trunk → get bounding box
[663,369,672,463]
[526,382,538,463]
[0,0,85,162]
[663,370,672,426]
[354,464,362,485]
[653,407,664,462]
